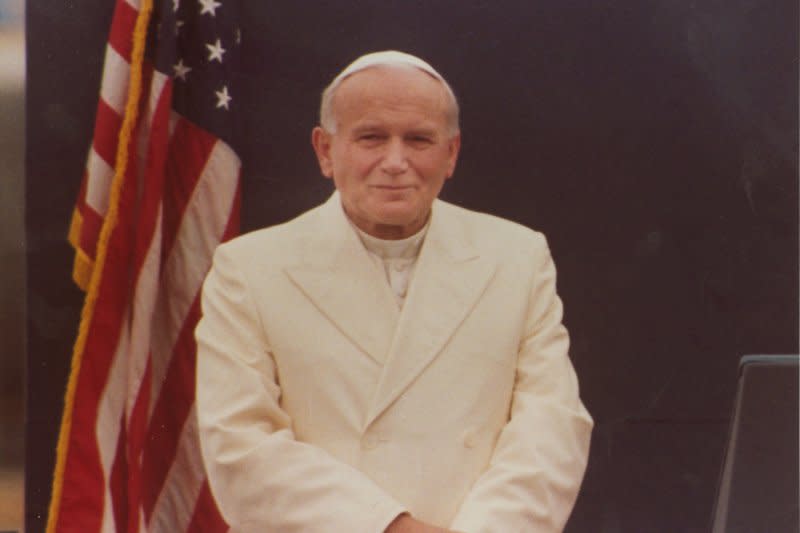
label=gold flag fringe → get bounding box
[68,210,93,290]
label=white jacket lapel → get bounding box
[285,194,400,365]
[365,201,496,427]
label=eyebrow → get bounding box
[351,124,385,134]
[405,127,438,137]
[350,123,439,136]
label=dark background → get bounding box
[26,1,798,532]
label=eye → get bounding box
[356,133,387,145]
[407,135,434,146]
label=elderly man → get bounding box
[195,51,593,533]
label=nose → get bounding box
[380,138,409,176]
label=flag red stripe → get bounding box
[125,359,151,533]
[186,481,228,533]
[141,297,201,520]
[161,119,217,266]
[109,414,128,533]
[221,175,242,243]
[58,426,104,533]
[131,67,171,281]
[93,99,123,170]
[75,172,89,215]
[78,200,104,261]
[107,0,138,63]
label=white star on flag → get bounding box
[206,38,226,63]
[173,59,191,81]
[172,0,180,12]
[215,86,232,110]
[199,0,222,16]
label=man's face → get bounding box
[312,66,460,239]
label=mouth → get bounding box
[371,185,415,191]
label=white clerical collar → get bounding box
[353,219,429,260]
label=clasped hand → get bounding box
[385,513,462,533]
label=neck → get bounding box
[362,223,420,240]
[346,211,429,240]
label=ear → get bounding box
[311,127,334,178]
[444,132,461,179]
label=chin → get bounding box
[373,206,418,226]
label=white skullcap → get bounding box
[319,50,459,135]
[330,50,446,87]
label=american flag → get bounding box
[50,0,241,530]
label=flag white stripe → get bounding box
[148,407,206,532]
[144,71,169,131]
[126,205,163,420]
[100,491,116,533]
[94,305,130,532]
[85,147,115,216]
[100,45,130,115]
[139,507,150,533]
[95,307,129,475]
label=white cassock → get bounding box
[195,192,593,533]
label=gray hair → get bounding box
[319,50,460,137]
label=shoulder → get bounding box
[213,201,325,263]
[434,199,549,257]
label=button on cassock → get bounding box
[462,428,478,449]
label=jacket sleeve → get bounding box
[195,244,406,533]
[449,237,593,533]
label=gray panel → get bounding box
[712,356,800,533]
